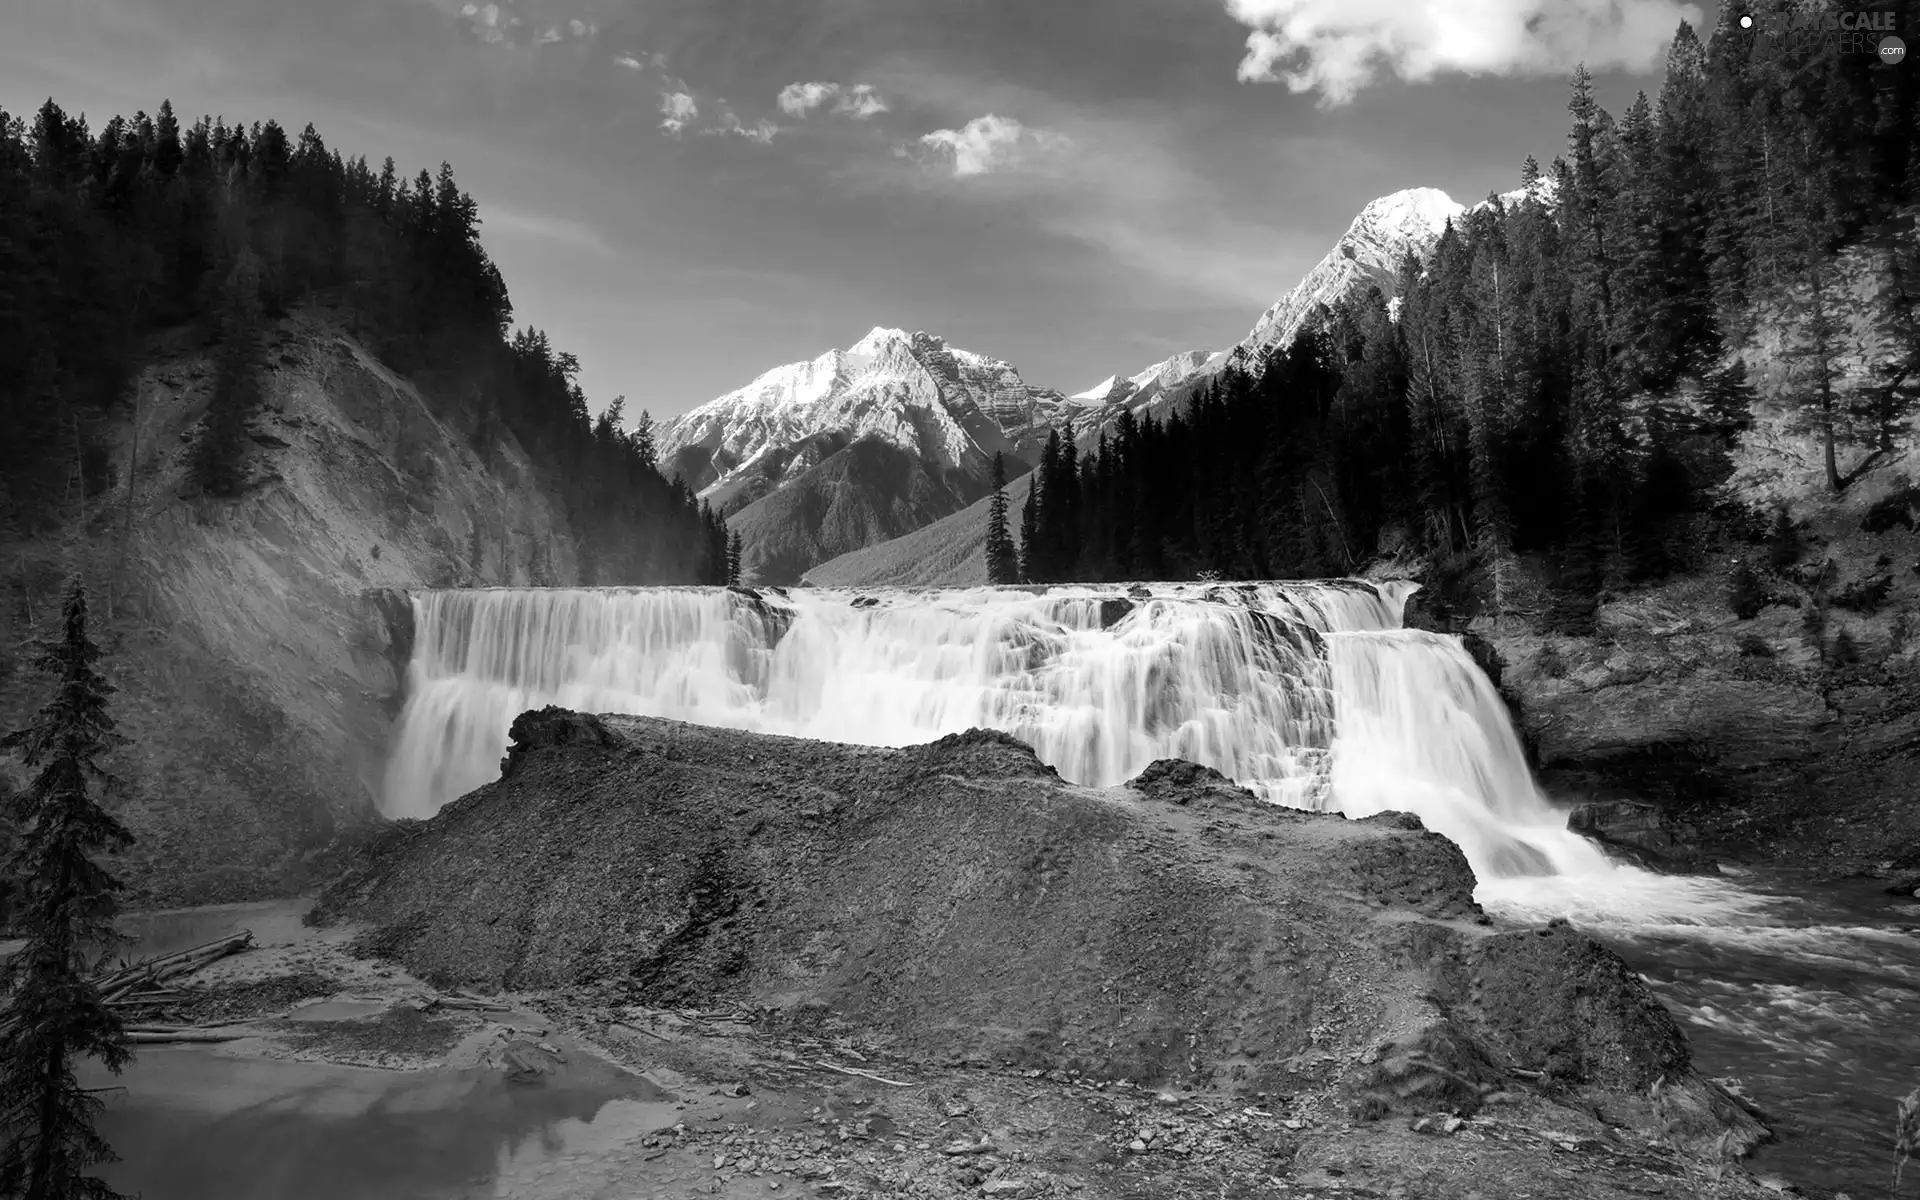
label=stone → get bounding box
[1566,800,1718,875]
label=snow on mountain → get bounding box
[1061,181,1559,444]
[658,327,1074,511]
[1242,187,1463,358]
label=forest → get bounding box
[0,96,729,585]
[1005,5,1920,632]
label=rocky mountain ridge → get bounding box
[658,326,1086,514]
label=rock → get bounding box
[1886,875,1920,899]
[981,1181,1032,1196]
[1126,584,1153,600]
[324,713,1732,1113]
[498,707,618,778]
[1524,678,1837,771]
[1097,598,1134,628]
[1567,800,1718,875]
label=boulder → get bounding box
[1567,800,1719,875]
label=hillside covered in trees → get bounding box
[1011,6,1920,634]
[0,96,728,585]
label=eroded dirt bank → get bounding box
[300,710,1790,1198]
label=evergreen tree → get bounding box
[726,530,743,587]
[984,452,1018,584]
[0,583,135,1200]
[191,249,265,497]
[1017,474,1039,584]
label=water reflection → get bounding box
[89,1047,675,1200]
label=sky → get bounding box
[3,0,1717,421]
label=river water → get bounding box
[1487,868,1920,1194]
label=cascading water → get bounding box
[380,579,1920,1192]
[380,579,1612,885]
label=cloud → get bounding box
[659,90,699,136]
[777,81,890,120]
[453,0,598,48]
[1223,0,1702,105]
[706,109,779,144]
[613,52,643,71]
[911,114,1069,178]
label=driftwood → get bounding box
[0,932,256,1042]
[815,1060,917,1087]
[126,1030,245,1044]
[95,931,255,996]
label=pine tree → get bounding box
[0,582,135,1200]
[984,452,1018,585]
[1017,475,1039,584]
[726,530,743,587]
[191,249,265,497]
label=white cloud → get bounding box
[1223,0,1702,105]
[777,81,890,120]
[778,81,837,116]
[707,109,779,144]
[613,52,644,71]
[913,114,1069,178]
[659,91,699,137]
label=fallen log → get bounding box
[125,1031,246,1044]
[95,932,253,993]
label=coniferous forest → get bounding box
[0,97,729,585]
[1014,10,1920,631]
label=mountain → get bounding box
[658,326,1083,579]
[804,181,1557,588]
[1063,182,1558,442]
[801,468,1037,588]
[724,437,990,585]
[659,326,1079,505]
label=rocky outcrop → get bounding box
[1567,800,1719,875]
[1477,526,1920,872]
[316,715,1746,1137]
[0,312,586,905]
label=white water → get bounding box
[382,580,1644,889]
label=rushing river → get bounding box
[1488,869,1920,1194]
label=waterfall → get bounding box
[380,580,1612,882]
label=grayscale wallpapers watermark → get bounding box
[1733,9,1905,63]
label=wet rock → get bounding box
[1440,922,1689,1092]
[1125,759,1263,809]
[1567,800,1718,875]
[1097,598,1134,629]
[1524,678,1838,772]
[1886,875,1920,899]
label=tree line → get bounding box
[0,97,730,586]
[988,8,1920,631]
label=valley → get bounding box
[4,8,1920,1197]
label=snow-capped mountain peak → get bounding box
[1071,375,1119,403]
[1243,186,1472,354]
[657,325,1081,515]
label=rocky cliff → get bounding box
[1408,470,1920,877]
[0,311,586,905]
